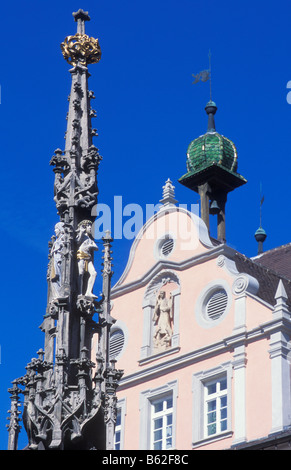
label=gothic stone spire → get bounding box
[49,10,102,226]
[7,11,122,451]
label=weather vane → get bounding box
[192,50,212,100]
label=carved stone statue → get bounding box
[75,171,98,209]
[50,222,67,299]
[76,220,98,298]
[152,290,173,352]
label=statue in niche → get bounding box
[76,220,98,298]
[49,222,67,299]
[152,290,173,352]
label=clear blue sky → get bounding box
[1,0,291,450]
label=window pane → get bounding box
[154,418,163,430]
[207,399,216,412]
[154,441,162,450]
[207,383,216,395]
[154,401,163,413]
[167,414,172,425]
[166,438,172,448]
[207,411,216,424]
[166,397,173,409]
[116,411,121,427]
[219,378,227,391]
[220,396,227,408]
[207,423,216,435]
[154,429,162,441]
[115,409,121,449]
[221,420,227,432]
[221,408,227,420]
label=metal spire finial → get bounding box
[208,50,212,101]
[255,184,267,255]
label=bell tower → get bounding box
[7,10,123,450]
[179,100,246,242]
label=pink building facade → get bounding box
[100,184,291,450]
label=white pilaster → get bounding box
[232,343,247,444]
[269,280,291,434]
[140,301,153,359]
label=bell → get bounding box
[209,200,220,215]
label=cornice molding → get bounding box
[117,316,291,390]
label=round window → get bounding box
[205,289,228,321]
[109,329,125,359]
[160,237,174,257]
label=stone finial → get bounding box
[275,279,288,303]
[273,279,290,315]
[73,9,90,21]
[159,178,178,207]
[73,9,90,34]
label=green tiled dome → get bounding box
[179,100,246,192]
[186,131,238,175]
[186,101,238,175]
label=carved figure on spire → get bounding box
[76,220,98,298]
[50,222,67,298]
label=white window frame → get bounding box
[192,363,232,447]
[114,408,122,449]
[150,395,174,450]
[204,376,228,437]
[114,398,126,450]
[139,380,178,450]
